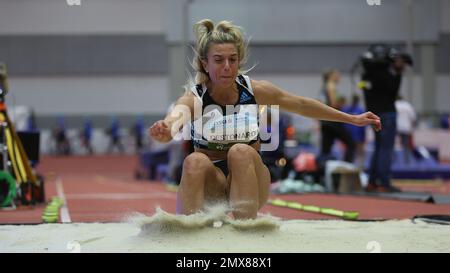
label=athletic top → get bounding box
[190,75,260,151]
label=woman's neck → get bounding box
[207,81,238,98]
[206,81,239,106]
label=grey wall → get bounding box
[2,34,450,76]
[1,0,445,76]
[0,0,164,34]
[442,0,450,33]
[168,0,440,43]
[7,75,169,114]
[0,0,448,131]
[0,35,168,75]
[0,0,167,74]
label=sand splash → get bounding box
[127,203,280,235]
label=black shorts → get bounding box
[211,150,262,177]
[213,160,229,177]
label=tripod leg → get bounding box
[5,113,36,182]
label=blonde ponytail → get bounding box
[190,19,250,85]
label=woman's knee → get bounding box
[227,144,256,165]
[182,152,211,176]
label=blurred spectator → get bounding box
[27,108,37,131]
[81,118,94,155]
[132,115,145,153]
[440,114,450,130]
[360,46,412,192]
[260,106,292,181]
[106,117,124,154]
[395,95,416,164]
[342,94,366,168]
[53,116,71,155]
[318,69,355,163]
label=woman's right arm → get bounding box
[149,92,195,143]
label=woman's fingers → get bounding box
[365,112,381,131]
[149,122,161,138]
[149,120,171,141]
[369,112,381,131]
[373,119,382,131]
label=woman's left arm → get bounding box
[252,79,381,131]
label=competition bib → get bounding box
[201,105,259,150]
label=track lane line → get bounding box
[56,177,71,223]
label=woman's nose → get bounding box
[224,60,230,70]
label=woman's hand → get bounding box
[148,120,172,143]
[352,111,382,132]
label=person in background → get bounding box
[342,94,366,168]
[361,46,412,192]
[81,118,94,155]
[106,117,124,154]
[440,114,450,130]
[319,69,356,163]
[395,95,416,164]
[132,115,145,153]
[53,116,71,155]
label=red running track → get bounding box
[1,155,449,224]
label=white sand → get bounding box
[133,206,281,234]
[1,214,450,253]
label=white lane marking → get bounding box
[56,177,71,223]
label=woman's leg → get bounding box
[176,152,228,215]
[227,144,271,219]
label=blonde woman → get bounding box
[149,19,381,219]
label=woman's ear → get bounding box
[201,58,208,73]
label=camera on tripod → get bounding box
[360,44,413,74]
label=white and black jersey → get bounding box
[190,75,260,151]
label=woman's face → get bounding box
[330,71,341,83]
[202,43,239,89]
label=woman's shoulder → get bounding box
[247,78,284,105]
[249,78,271,91]
[174,89,197,110]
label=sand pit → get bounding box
[1,207,449,253]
